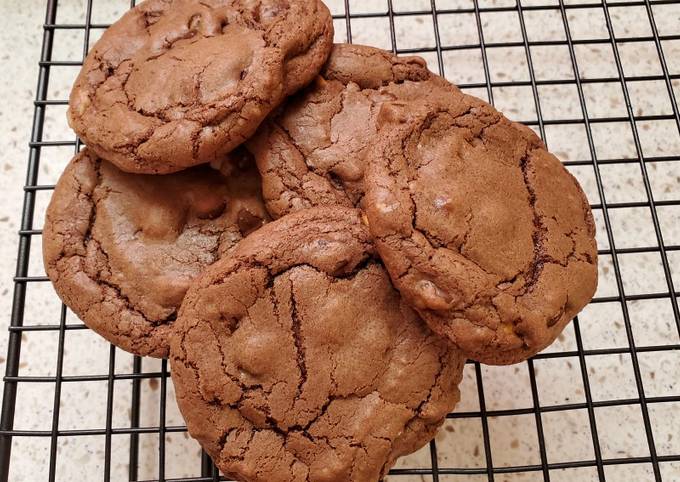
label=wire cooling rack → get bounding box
[1,0,680,480]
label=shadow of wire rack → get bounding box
[1,0,680,480]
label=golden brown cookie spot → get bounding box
[72,90,90,116]
[360,212,370,227]
[140,204,188,240]
[413,279,454,311]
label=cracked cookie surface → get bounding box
[170,206,465,482]
[248,43,456,219]
[68,0,333,174]
[43,148,269,357]
[364,97,598,365]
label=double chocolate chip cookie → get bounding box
[43,148,269,357]
[171,207,465,481]
[249,43,456,219]
[69,0,333,174]
[364,97,598,365]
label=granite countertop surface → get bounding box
[1,0,679,481]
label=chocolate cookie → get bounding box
[364,98,598,365]
[68,0,333,174]
[170,207,465,481]
[248,43,456,219]
[43,148,269,357]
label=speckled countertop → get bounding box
[1,0,679,481]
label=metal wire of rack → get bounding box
[1,0,679,480]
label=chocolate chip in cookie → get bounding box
[170,206,465,481]
[69,0,333,174]
[364,96,598,365]
[248,43,458,219]
[43,148,269,357]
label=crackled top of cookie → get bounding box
[364,98,598,365]
[170,207,465,481]
[68,0,333,174]
[43,148,268,357]
[248,43,456,219]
